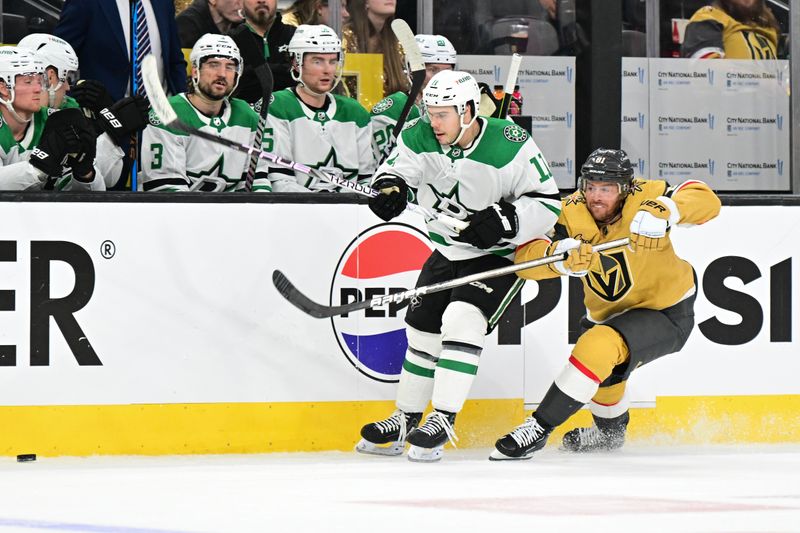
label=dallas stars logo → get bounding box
[503,124,528,143]
[187,154,232,190]
[148,109,162,126]
[313,148,358,180]
[428,181,472,220]
[372,98,394,114]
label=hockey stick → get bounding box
[376,19,426,164]
[273,237,630,319]
[497,54,522,119]
[245,64,274,192]
[141,54,465,229]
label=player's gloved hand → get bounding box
[71,79,114,116]
[98,95,150,145]
[548,238,599,277]
[28,108,85,178]
[629,196,679,251]
[65,112,98,182]
[369,176,408,221]
[456,199,518,249]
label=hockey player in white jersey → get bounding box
[265,24,375,192]
[0,47,108,191]
[17,34,148,189]
[141,34,270,192]
[370,34,457,161]
[356,70,561,462]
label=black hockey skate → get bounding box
[561,411,629,452]
[356,410,422,456]
[489,415,553,460]
[406,410,458,462]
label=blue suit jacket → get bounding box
[55,0,187,102]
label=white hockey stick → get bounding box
[274,238,630,319]
[498,54,522,119]
[141,54,466,230]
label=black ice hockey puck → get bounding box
[16,454,36,462]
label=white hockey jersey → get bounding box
[0,108,116,191]
[265,88,375,192]
[369,91,421,163]
[374,117,562,261]
[141,94,269,192]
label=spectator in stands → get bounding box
[228,0,297,102]
[682,0,779,59]
[283,0,350,27]
[141,34,271,192]
[342,0,409,97]
[55,0,187,102]
[177,0,245,48]
[0,47,108,191]
[264,24,375,192]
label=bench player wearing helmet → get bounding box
[490,148,721,461]
[141,34,271,192]
[357,70,561,462]
[264,24,375,192]
[369,34,457,161]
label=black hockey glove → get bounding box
[65,112,98,182]
[71,79,114,116]
[28,108,85,177]
[456,199,518,249]
[368,177,409,222]
[98,95,150,145]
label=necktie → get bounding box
[133,0,152,95]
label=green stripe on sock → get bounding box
[403,359,435,378]
[437,358,478,375]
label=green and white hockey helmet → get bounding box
[414,34,457,65]
[190,33,243,77]
[0,47,45,89]
[17,33,79,85]
[287,24,343,66]
[423,70,480,118]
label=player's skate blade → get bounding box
[355,439,405,456]
[407,445,443,462]
[488,448,534,461]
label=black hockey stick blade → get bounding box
[274,238,629,319]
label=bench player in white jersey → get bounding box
[370,34,457,161]
[0,47,110,191]
[141,34,270,192]
[264,24,375,192]
[356,70,562,462]
[18,34,149,189]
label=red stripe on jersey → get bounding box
[569,355,601,384]
[592,399,619,407]
[515,238,551,254]
[674,179,704,194]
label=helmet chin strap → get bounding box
[449,110,477,147]
[291,62,342,99]
[0,89,32,124]
[47,81,62,108]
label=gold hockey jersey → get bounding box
[516,179,721,323]
[682,6,778,59]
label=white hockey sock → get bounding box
[396,349,436,413]
[431,342,481,413]
[590,389,630,419]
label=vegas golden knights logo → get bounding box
[586,250,633,301]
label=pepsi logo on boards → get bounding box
[330,224,434,382]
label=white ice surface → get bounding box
[0,444,798,533]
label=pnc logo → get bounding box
[330,224,434,382]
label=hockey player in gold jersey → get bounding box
[490,148,721,460]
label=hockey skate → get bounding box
[489,415,552,461]
[355,410,422,456]
[561,411,629,452]
[406,410,457,462]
